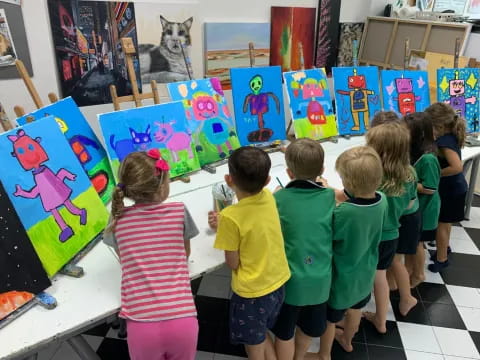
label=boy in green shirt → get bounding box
[271,139,335,360]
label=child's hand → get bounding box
[208,211,219,231]
[317,176,329,187]
[273,185,283,193]
[335,189,348,204]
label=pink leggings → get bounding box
[126,317,198,360]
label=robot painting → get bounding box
[437,68,480,133]
[230,66,287,145]
[332,66,381,136]
[283,68,338,140]
[381,70,430,117]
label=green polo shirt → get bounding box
[329,193,388,310]
[403,167,419,216]
[274,180,335,306]
[415,153,441,231]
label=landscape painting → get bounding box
[205,22,270,89]
[284,68,338,140]
[0,117,108,276]
[98,101,201,179]
[167,78,241,166]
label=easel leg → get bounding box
[67,335,101,360]
[464,157,479,221]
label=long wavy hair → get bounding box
[425,102,466,148]
[403,112,437,164]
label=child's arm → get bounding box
[225,250,240,270]
[440,148,463,177]
[417,183,435,195]
[184,206,199,258]
[208,211,218,231]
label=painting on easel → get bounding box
[437,68,480,133]
[0,8,17,67]
[332,66,382,135]
[167,78,241,166]
[0,117,109,277]
[381,70,431,117]
[230,66,286,145]
[0,182,51,321]
[283,68,338,140]
[16,97,115,204]
[98,102,201,179]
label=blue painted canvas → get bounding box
[167,78,241,166]
[437,68,480,133]
[98,102,201,179]
[283,68,338,140]
[16,97,114,204]
[332,66,382,135]
[230,66,286,145]
[0,117,108,276]
[381,70,430,117]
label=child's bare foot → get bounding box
[363,312,387,334]
[305,352,319,360]
[410,275,425,289]
[399,296,418,316]
[336,319,346,329]
[335,328,353,352]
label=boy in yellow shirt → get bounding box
[209,147,291,360]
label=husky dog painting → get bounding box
[139,15,193,84]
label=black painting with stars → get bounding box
[0,181,51,320]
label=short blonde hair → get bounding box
[285,138,324,180]
[336,146,383,197]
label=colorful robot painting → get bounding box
[438,68,480,133]
[0,117,108,276]
[16,97,114,204]
[332,66,381,135]
[230,66,286,145]
[381,70,430,117]
[168,78,241,166]
[284,68,338,140]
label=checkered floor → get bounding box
[34,199,480,360]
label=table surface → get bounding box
[1,136,479,360]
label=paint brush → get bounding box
[276,177,284,189]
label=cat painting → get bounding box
[139,15,193,84]
[110,125,152,162]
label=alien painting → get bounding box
[0,117,108,277]
[332,66,382,136]
[381,70,430,117]
[284,68,338,140]
[437,68,480,133]
[99,102,201,179]
[230,66,286,145]
[167,78,241,166]
[16,97,115,204]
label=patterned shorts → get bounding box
[229,286,285,345]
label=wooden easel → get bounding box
[285,43,307,137]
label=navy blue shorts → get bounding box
[327,294,372,323]
[229,286,285,345]
[397,210,422,255]
[377,239,398,270]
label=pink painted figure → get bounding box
[8,129,87,243]
[154,121,194,162]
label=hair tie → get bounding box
[146,149,170,174]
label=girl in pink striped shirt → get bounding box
[104,150,199,360]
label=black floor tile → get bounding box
[96,338,131,360]
[464,227,480,251]
[440,266,480,288]
[416,283,454,304]
[215,322,248,357]
[367,345,407,360]
[197,320,221,353]
[195,295,230,324]
[471,194,480,207]
[448,253,480,271]
[83,322,112,337]
[390,288,421,301]
[390,297,431,325]
[469,331,480,354]
[423,302,467,330]
[363,320,403,348]
[331,341,369,360]
[191,277,203,296]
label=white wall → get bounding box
[0,0,388,136]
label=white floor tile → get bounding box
[461,207,480,229]
[196,351,215,360]
[433,327,480,359]
[211,264,232,278]
[81,335,103,352]
[308,337,320,353]
[50,343,81,360]
[449,235,480,256]
[364,293,396,321]
[447,285,480,309]
[214,354,247,360]
[424,250,445,284]
[405,350,444,360]
[457,307,480,332]
[197,274,231,299]
[398,322,442,353]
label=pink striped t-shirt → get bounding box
[114,202,197,322]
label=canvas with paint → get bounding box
[0,181,51,321]
[437,68,480,133]
[98,102,201,179]
[16,97,114,204]
[283,68,338,140]
[332,66,382,136]
[0,117,109,277]
[381,70,430,117]
[205,23,270,89]
[0,8,17,67]
[167,78,241,166]
[270,7,316,72]
[230,66,286,145]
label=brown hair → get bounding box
[285,138,324,180]
[425,102,466,148]
[403,112,437,164]
[366,122,414,196]
[336,146,383,197]
[371,111,400,128]
[108,152,169,232]
[228,146,271,194]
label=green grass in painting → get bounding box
[159,144,201,178]
[195,132,241,166]
[293,115,338,140]
[27,187,109,277]
[87,157,115,204]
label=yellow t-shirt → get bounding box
[214,188,291,298]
